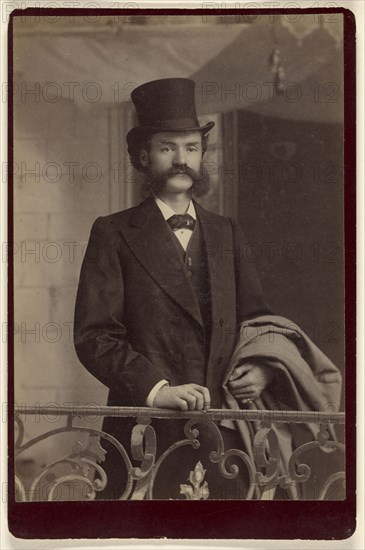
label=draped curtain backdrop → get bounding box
[14,14,343,122]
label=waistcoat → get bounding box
[170,218,212,382]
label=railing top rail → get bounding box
[14,405,345,424]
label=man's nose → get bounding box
[173,148,187,166]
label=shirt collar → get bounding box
[154,194,196,221]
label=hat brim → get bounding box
[126,120,215,145]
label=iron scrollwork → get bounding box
[14,406,345,501]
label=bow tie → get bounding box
[167,214,196,231]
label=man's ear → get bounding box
[139,149,149,168]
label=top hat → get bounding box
[126,78,215,145]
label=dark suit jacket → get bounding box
[74,195,270,408]
[74,195,271,497]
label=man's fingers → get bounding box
[228,364,252,381]
[186,388,204,410]
[190,384,211,409]
[154,384,211,411]
[183,392,197,411]
[184,387,209,410]
[175,397,189,411]
[240,398,255,405]
[230,385,257,398]
[228,374,254,389]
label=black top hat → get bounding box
[126,78,215,145]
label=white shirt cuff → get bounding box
[145,379,169,407]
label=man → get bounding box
[74,78,341,500]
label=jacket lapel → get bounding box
[120,196,203,327]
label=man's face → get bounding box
[140,131,203,194]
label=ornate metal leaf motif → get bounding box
[70,434,107,465]
[63,438,100,477]
[180,461,210,500]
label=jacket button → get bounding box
[219,319,224,326]
[174,354,182,363]
[187,270,193,278]
[217,357,223,365]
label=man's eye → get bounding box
[188,147,198,152]
[161,147,172,152]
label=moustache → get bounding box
[143,163,210,198]
[162,165,201,181]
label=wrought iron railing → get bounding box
[14,405,345,501]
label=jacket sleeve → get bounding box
[230,218,273,322]
[74,216,167,406]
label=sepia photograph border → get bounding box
[5,4,357,542]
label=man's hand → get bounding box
[153,383,211,411]
[227,363,273,404]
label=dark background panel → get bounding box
[235,111,344,377]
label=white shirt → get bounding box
[145,196,197,406]
[154,195,196,251]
